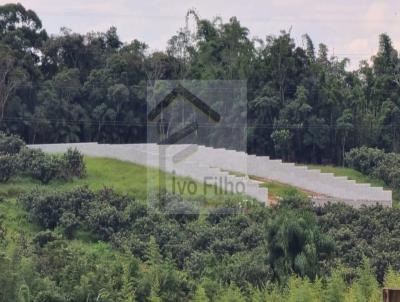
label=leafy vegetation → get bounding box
[0,133,84,187]
[344,147,400,202]
[2,182,400,301]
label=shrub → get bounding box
[18,188,93,231]
[61,148,86,179]
[59,212,80,239]
[371,153,400,187]
[18,190,65,228]
[166,200,200,224]
[0,154,17,182]
[345,147,400,192]
[34,291,66,302]
[97,186,130,210]
[17,147,46,172]
[18,148,86,183]
[87,203,125,240]
[344,146,385,175]
[123,202,148,224]
[33,230,60,248]
[61,186,95,219]
[30,154,61,184]
[0,132,25,155]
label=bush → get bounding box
[33,230,60,248]
[344,146,385,175]
[59,212,80,239]
[0,132,25,155]
[87,203,125,240]
[17,147,45,172]
[18,187,95,231]
[166,200,200,224]
[19,190,65,228]
[61,148,86,179]
[30,154,62,184]
[18,147,86,183]
[345,147,400,192]
[0,154,17,182]
[371,153,400,187]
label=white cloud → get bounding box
[364,1,391,30]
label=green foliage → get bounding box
[317,203,400,283]
[0,253,18,301]
[61,148,86,179]
[384,266,400,288]
[271,129,291,160]
[346,258,380,302]
[33,230,59,248]
[193,285,209,302]
[345,146,400,196]
[58,212,79,239]
[29,154,61,184]
[0,154,17,182]
[25,148,86,184]
[215,284,246,302]
[286,275,322,302]
[324,267,346,302]
[267,200,335,282]
[0,133,86,184]
[345,147,386,175]
[0,132,25,155]
[18,148,46,172]
[5,179,400,301]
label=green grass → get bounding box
[258,180,306,199]
[0,157,155,199]
[225,169,306,201]
[0,198,40,255]
[0,156,251,202]
[0,198,40,235]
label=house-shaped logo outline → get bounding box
[147,83,221,145]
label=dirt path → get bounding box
[249,175,330,205]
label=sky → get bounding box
[2,0,400,69]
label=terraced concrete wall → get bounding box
[28,143,392,207]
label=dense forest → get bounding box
[1,4,400,164]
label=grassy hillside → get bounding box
[0,156,256,203]
[2,154,400,301]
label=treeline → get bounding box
[2,187,400,301]
[1,3,400,164]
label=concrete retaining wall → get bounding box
[28,143,392,207]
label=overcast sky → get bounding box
[2,0,400,69]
